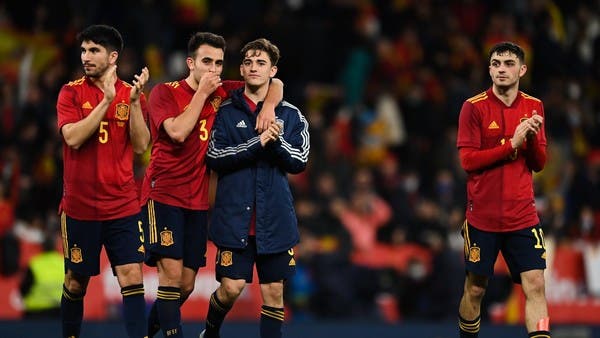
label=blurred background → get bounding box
[0,0,599,337]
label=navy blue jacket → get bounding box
[207,88,310,254]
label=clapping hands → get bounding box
[511,113,543,149]
[130,67,150,102]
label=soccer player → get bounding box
[201,38,309,338]
[56,24,150,338]
[140,32,282,338]
[456,41,550,338]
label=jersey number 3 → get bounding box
[198,119,208,141]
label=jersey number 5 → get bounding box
[99,121,109,144]
[138,220,145,244]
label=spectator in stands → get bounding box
[19,233,63,319]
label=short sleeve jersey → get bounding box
[57,76,148,220]
[140,80,242,209]
[456,88,547,232]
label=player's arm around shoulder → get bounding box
[255,78,284,133]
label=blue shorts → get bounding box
[60,212,145,276]
[462,221,547,284]
[214,237,296,283]
[141,199,207,271]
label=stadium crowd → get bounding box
[0,0,599,322]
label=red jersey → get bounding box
[456,88,547,232]
[140,80,242,209]
[57,76,148,220]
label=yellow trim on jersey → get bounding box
[166,81,180,88]
[466,92,487,103]
[470,95,488,104]
[66,77,85,87]
[520,92,541,102]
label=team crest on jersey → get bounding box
[115,103,130,121]
[70,247,83,263]
[468,245,480,263]
[160,230,174,246]
[220,251,233,267]
[210,96,222,111]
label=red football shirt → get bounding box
[140,80,242,209]
[57,76,148,220]
[456,88,547,232]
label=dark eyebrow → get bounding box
[490,58,517,64]
[201,57,224,64]
[81,46,101,52]
[243,57,269,63]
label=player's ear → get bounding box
[109,51,118,65]
[519,64,527,77]
[270,66,278,78]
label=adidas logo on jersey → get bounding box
[488,121,499,129]
[236,120,247,128]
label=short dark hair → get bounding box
[187,32,226,57]
[77,24,123,54]
[489,41,525,64]
[241,38,280,66]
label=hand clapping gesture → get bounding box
[260,121,282,146]
[511,113,543,149]
[102,65,118,102]
[130,67,150,102]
